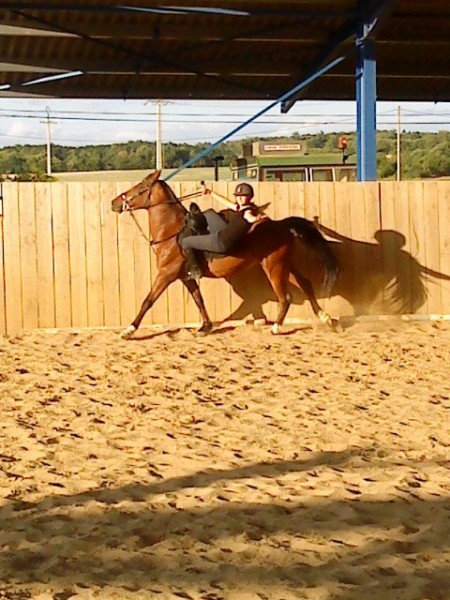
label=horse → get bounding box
[111,170,338,338]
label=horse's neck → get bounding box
[147,188,185,239]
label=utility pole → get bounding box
[40,106,56,177]
[397,105,401,181]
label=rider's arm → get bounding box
[201,184,237,210]
[239,205,268,224]
[211,190,237,210]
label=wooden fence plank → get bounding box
[422,181,442,314]
[67,183,88,327]
[35,183,55,328]
[438,182,450,313]
[3,183,22,334]
[379,181,400,313]
[52,184,72,328]
[326,182,354,317]
[350,183,372,314]
[117,183,137,327]
[408,181,428,314]
[396,182,416,313]
[100,182,121,327]
[0,185,6,334]
[84,182,104,326]
[362,182,384,314]
[18,183,39,330]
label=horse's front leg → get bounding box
[119,268,179,339]
[183,278,213,335]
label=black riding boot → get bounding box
[184,248,203,281]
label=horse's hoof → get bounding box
[271,323,281,335]
[318,310,332,326]
[119,325,136,340]
[197,322,213,336]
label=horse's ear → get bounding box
[144,170,161,184]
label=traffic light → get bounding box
[338,136,348,150]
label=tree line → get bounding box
[0,130,448,180]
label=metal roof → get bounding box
[0,1,448,102]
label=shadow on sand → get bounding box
[1,449,448,598]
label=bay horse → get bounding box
[111,170,338,338]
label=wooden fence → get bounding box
[0,180,449,335]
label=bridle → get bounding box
[120,181,204,249]
[120,181,179,213]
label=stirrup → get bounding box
[186,265,202,281]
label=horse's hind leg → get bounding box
[183,278,213,335]
[290,267,334,328]
[120,269,178,339]
[261,253,291,335]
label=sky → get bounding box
[0,97,448,148]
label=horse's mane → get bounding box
[156,178,187,214]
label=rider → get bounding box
[181,182,266,280]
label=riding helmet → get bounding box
[233,182,254,200]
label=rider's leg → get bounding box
[181,231,226,253]
[203,209,227,234]
[180,232,225,280]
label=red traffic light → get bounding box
[338,136,348,150]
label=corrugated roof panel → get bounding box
[0,0,447,100]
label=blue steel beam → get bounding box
[164,56,345,181]
[356,0,397,180]
[356,24,377,180]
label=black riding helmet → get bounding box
[233,182,254,200]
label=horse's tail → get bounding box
[282,216,339,296]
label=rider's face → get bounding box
[235,194,251,208]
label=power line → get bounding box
[0,112,448,127]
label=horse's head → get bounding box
[111,169,162,213]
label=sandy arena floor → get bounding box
[0,320,449,600]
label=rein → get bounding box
[129,212,179,250]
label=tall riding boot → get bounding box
[184,248,203,281]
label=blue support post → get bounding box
[356,21,377,181]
